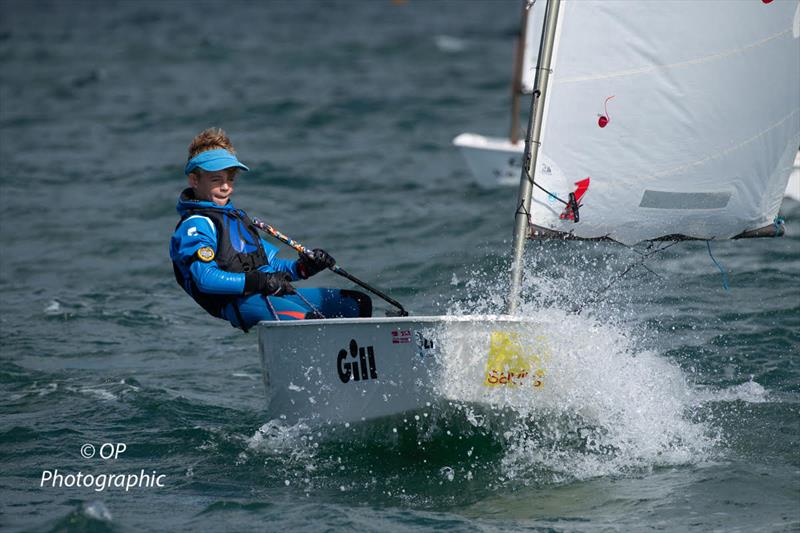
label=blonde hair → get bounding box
[187,127,237,160]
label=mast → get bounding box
[507,0,561,314]
[508,1,530,145]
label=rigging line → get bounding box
[644,240,680,257]
[524,164,571,206]
[572,240,679,315]
[639,262,663,279]
[515,198,532,217]
[627,241,657,257]
[706,240,730,291]
[294,291,325,319]
[264,291,325,320]
[263,294,280,322]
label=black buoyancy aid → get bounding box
[173,206,269,319]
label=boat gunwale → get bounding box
[256,314,540,329]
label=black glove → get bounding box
[244,271,295,296]
[297,248,335,279]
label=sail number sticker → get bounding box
[484,331,547,388]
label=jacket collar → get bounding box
[176,188,237,217]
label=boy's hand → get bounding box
[297,249,335,278]
[244,271,296,296]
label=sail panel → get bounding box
[529,0,800,244]
[521,0,546,93]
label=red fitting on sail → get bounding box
[598,95,615,128]
[560,178,590,221]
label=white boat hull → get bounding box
[258,315,549,425]
[455,133,800,202]
[452,133,525,187]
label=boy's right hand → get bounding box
[244,271,296,296]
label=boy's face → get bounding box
[188,168,237,206]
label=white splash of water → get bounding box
[514,311,711,480]
[78,387,118,402]
[231,372,258,380]
[244,420,317,466]
[81,500,112,522]
[44,300,62,315]
[439,466,455,482]
[439,261,718,481]
[694,379,769,404]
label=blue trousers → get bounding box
[222,288,371,331]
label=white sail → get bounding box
[788,150,800,200]
[528,0,800,244]
[521,0,545,93]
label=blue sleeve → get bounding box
[189,261,245,294]
[170,215,246,294]
[258,238,302,280]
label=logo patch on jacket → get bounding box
[196,247,215,262]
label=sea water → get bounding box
[1,1,798,531]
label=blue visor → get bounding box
[184,148,250,175]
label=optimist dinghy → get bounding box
[259,0,799,425]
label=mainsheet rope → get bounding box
[263,290,325,322]
[572,241,680,314]
[573,236,738,314]
[706,241,730,291]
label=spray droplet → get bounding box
[439,466,455,482]
[598,115,609,128]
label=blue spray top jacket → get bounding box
[170,188,300,318]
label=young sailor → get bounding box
[170,128,371,331]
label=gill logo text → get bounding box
[337,339,378,383]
